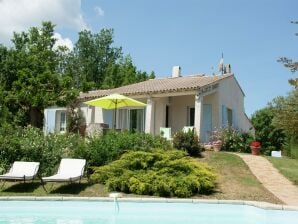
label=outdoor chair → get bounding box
[160,127,172,140]
[182,126,194,133]
[0,161,40,186]
[42,158,86,184]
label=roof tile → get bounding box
[79,73,233,100]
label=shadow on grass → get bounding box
[49,183,90,194]
[2,182,40,193]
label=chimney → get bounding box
[172,66,181,78]
[225,64,231,73]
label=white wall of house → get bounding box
[153,97,169,135]
[44,106,67,134]
[218,76,252,132]
[169,95,194,134]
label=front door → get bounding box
[202,104,212,142]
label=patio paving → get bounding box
[235,153,298,206]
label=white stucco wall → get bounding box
[218,76,252,132]
[169,95,195,134]
[153,97,169,135]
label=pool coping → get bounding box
[0,196,298,211]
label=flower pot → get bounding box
[250,146,261,155]
[213,140,222,152]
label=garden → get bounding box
[0,125,216,198]
[0,122,289,203]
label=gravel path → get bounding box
[235,153,298,206]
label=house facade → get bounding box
[44,65,253,142]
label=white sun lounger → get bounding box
[42,158,86,183]
[0,161,40,183]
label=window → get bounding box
[227,108,233,126]
[60,112,66,132]
[165,105,169,127]
[189,107,195,126]
[129,109,145,132]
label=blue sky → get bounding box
[0,0,297,116]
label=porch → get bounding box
[83,90,220,142]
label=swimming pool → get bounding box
[0,198,297,224]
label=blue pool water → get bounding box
[0,200,297,224]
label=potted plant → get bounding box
[250,141,261,155]
[209,130,222,152]
[213,140,222,152]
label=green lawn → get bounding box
[0,180,108,197]
[198,151,281,203]
[267,156,298,185]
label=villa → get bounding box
[44,63,253,142]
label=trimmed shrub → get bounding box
[78,130,172,167]
[173,130,203,156]
[90,149,216,197]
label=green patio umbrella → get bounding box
[84,93,146,129]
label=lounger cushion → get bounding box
[0,161,40,180]
[42,158,86,182]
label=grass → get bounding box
[267,156,298,185]
[0,180,108,197]
[0,151,281,203]
[197,151,281,203]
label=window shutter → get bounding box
[232,108,238,129]
[222,105,227,127]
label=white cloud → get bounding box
[53,32,74,51]
[94,6,104,17]
[0,0,87,45]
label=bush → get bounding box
[0,125,86,176]
[251,107,285,155]
[173,130,203,156]
[284,136,298,159]
[0,126,171,176]
[219,127,253,153]
[90,149,216,197]
[79,130,172,167]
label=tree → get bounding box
[251,107,285,154]
[0,22,78,128]
[0,22,154,128]
[278,21,298,88]
[67,29,155,90]
[271,89,298,137]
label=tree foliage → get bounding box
[0,22,154,128]
[251,107,285,154]
[278,21,298,88]
[271,89,298,137]
[66,29,154,91]
[0,22,78,127]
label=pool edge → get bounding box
[0,196,297,211]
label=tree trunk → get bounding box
[29,107,43,128]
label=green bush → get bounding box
[0,126,171,176]
[79,130,172,167]
[284,136,298,159]
[0,125,86,176]
[90,149,216,197]
[219,127,253,153]
[251,108,285,155]
[173,130,203,156]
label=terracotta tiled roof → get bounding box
[79,73,233,100]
